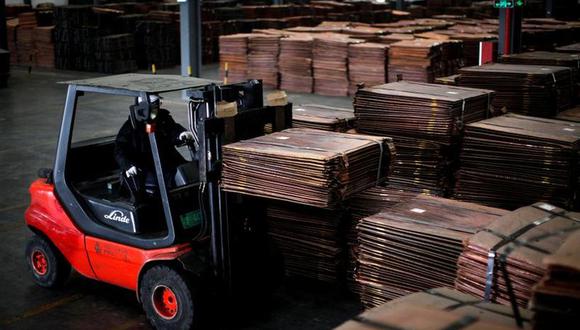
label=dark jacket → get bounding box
[114,108,186,173]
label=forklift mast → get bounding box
[186,80,291,290]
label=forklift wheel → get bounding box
[25,235,71,288]
[140,265,198,330]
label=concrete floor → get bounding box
[0,65,358,329]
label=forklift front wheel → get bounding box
[25,235,71,288]
[140,265,198,330]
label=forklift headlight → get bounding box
[150,107,158,120]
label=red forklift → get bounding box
[24,74,291,329]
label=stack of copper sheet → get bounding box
[339,287,533,329]
[266,202,346,282]
[221,128,396,209]
[14,12,38,66]
[556,42,580,54]
[313,33,363,96]
[532,230,580,329]
[378,33,415,44]
[347,42,388,95]
[454,114,580,210]
[388,39,443,83]
[357,195,508,307]
[354,82,495,195]
[336,304,523,330]
[248,34,281,88]
[292,104,356,132]
[458,64,574,118]
[501,51,580,99]
[354,82,494,145]
[219,33,252,83]
[346,186,416,293]
[278,34,313,93]
[557,105,580,122]
[33,26,55,69]
[341,25,386,41]
[449,33,497,67]
[455,203,580,307]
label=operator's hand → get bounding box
[179,131,195,142]
[125,166,138,178]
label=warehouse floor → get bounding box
[0,66,358,329]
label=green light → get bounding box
[494,0,524,8]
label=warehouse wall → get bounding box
[6,0,68,6]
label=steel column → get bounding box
[545,0,554,17]
[0,0,7,50]
[396,0,405,10]
[179,0,202,78]
[498,7,522,55]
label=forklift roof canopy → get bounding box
[61,73,219,94]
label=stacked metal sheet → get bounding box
[221,128,396,209]
[347,42,388,95]
[279,34,314,93]
[455,203,580,307]
[94,34,137,74]
[354,81,495,195]
[557,105,580,123]
[346,186,417,294]
[266,202,346,282]
[313,33,363,96]
[458,64,574,118]
[556,42,580,54]
[388,39,443,83]
[501,51,580,99]
[248,34,281,88]
[341,287,533,329]
[33,26,55,69]
[292,104,356,132]
[219,33,252,83]
[336,304,522,330]
[454,114,580,210]
[532,230,580,329]
[357,195,508,307]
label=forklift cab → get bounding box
[54,74,223,249]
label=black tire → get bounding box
[140,265,199,330]
[25,234,71,288]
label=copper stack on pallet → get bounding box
[336,287,533,330]
[532,230,580,329]
[357,195,508,308]
[219,34,251,83]
[388,39,443,83]
[346,186,416,294]
[33,26,55,69]
[266,203,347,282]
[292,104,356,132]
[450,33,497,67]
[7,19,18,65]
[221,128,395,209]
[279,34,313,93]
[15,12,37,66]
[501,51,580,98]
[454,114,580,210]
[313,33,363,96]
[347,43,388,95]
[458,64,574,118]
[248,34,281,88]
[456,203,580,307]
[354,82,494,195]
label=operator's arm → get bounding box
[114,120,136,171]
[160,109,188,144]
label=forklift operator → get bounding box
[114,95,194,196]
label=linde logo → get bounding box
[104,210,131,224]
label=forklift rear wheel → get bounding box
[140,265,198,330]
[25,235,71,288]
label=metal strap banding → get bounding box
[482,208,566,302]
[351,315,405,330]
[486,93,491,118]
